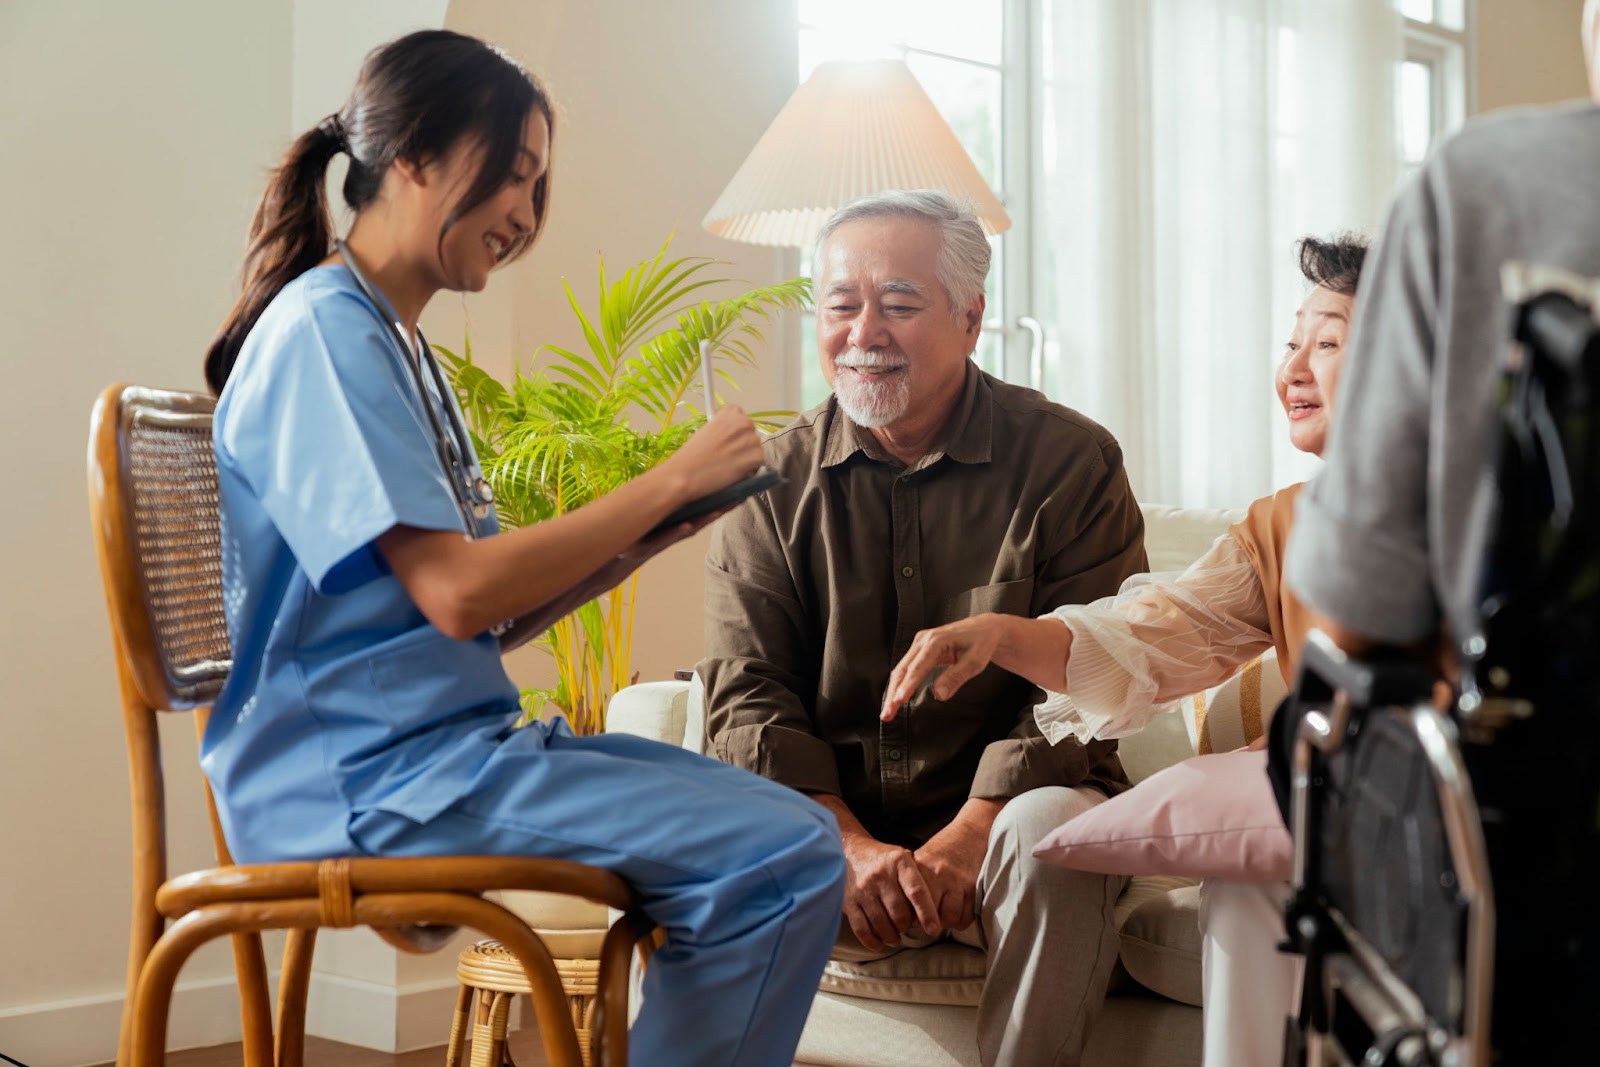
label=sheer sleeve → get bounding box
[1033,532,1273,743]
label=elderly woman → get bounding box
[882,233,1369,1067]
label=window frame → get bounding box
[1402,0,1476,164]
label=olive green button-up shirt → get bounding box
[700,367,1148,847]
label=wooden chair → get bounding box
[88,384,655,1067]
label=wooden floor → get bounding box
[87,1033,553,1067]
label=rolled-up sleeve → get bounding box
[1285,169,1440,643]
[971,435,1147,798]
[700,493,841,797]
[1034,532,1273,742]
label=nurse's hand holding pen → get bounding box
[655,405,765,504]
[378,405,763,645]
[485,407,762,653]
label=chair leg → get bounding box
[275,927,317,1067]
[469,989,509,1067]
[129,908,243,1067]
[446,982,474,1067]
[545,960,599,1067]
[489,991,515,1067]
[428,895,585,1067]
[231,931,275,1067]
[594,911,652,1067]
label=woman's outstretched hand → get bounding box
[881,614,1009,722]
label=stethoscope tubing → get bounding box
[334,239,491,539]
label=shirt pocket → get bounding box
[939,576,1034,625]
[922,577,1036,716]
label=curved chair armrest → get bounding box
[606,679,692,747]
[155,856,639,919]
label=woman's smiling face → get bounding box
[1276,284,1354,457]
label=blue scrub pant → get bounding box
[348,727,846,1067]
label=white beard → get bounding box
[832,351,912,429]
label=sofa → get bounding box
[593,501,1287,1067]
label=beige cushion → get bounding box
[495,889,609,958]
[1139,502,1244,574]
[797,990,1203,1067]
[606,680,691,747]
[817,873,1202,1010]
[1115,880,1203,1007]
[820,941,987,1006]
[1179,650,1288,753]
[1116,703,1196,785]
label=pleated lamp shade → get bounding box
[703,59,1011,247]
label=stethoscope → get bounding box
[336,239,494,539]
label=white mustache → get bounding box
[836,350,907,372]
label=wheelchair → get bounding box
[1272,265,1600,1066]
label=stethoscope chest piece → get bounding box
[470,476,495,512]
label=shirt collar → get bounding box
[821,362,993,471]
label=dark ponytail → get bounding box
[205,30,554,394]
[205,121,344,393]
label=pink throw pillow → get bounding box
[1032,748,1291,882]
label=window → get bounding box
[1399,0,1473,169]
[793,1,1473,414]
[795,0,1026,408]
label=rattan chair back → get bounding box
[91,386,230,711]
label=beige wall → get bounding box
[1477,0,1592,112]
[0,1,795,1063]
[0,1,292,1063]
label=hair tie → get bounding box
[318,113,348,152]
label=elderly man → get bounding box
[699,190,1147,1066]
[1283,3,1600,1060]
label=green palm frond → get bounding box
[441,234,811,728]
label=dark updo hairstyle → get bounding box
[1295,232,1369,298]
[205,29,554,394]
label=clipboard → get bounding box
[647,465,785,537]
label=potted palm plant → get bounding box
[440,237,808,734]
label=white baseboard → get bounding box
[303,972,467,1053]
[0,977,242,1067]
[0,971,471,1065]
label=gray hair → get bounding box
[814,190,991,317]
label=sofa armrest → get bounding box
[606,680,693,748]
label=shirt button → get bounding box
[886,748,903,761]
[901,566,914,578]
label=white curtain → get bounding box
[1035,0,1403,509]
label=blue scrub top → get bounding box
[207,265,523,863]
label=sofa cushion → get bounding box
[816,874,1204,1010]
[1115,701,1196,786]
[495,889,610,957]
[1181,651,1287,753]
[1033,749,1292,883]
[1138,502,1244,574]
[1115,879,1203,1007]
[820,941,987,1006]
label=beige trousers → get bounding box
[1198,878,1300,1067]
[834,786,1126,1067]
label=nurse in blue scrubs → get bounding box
[202,30,844,1067]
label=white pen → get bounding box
[699,339,717,415]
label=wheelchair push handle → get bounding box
[1515,290,1600,384]
[1292,630,1437,713]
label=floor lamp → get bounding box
[703,58,1011,248]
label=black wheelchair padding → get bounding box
[1321,711,1464,1030]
